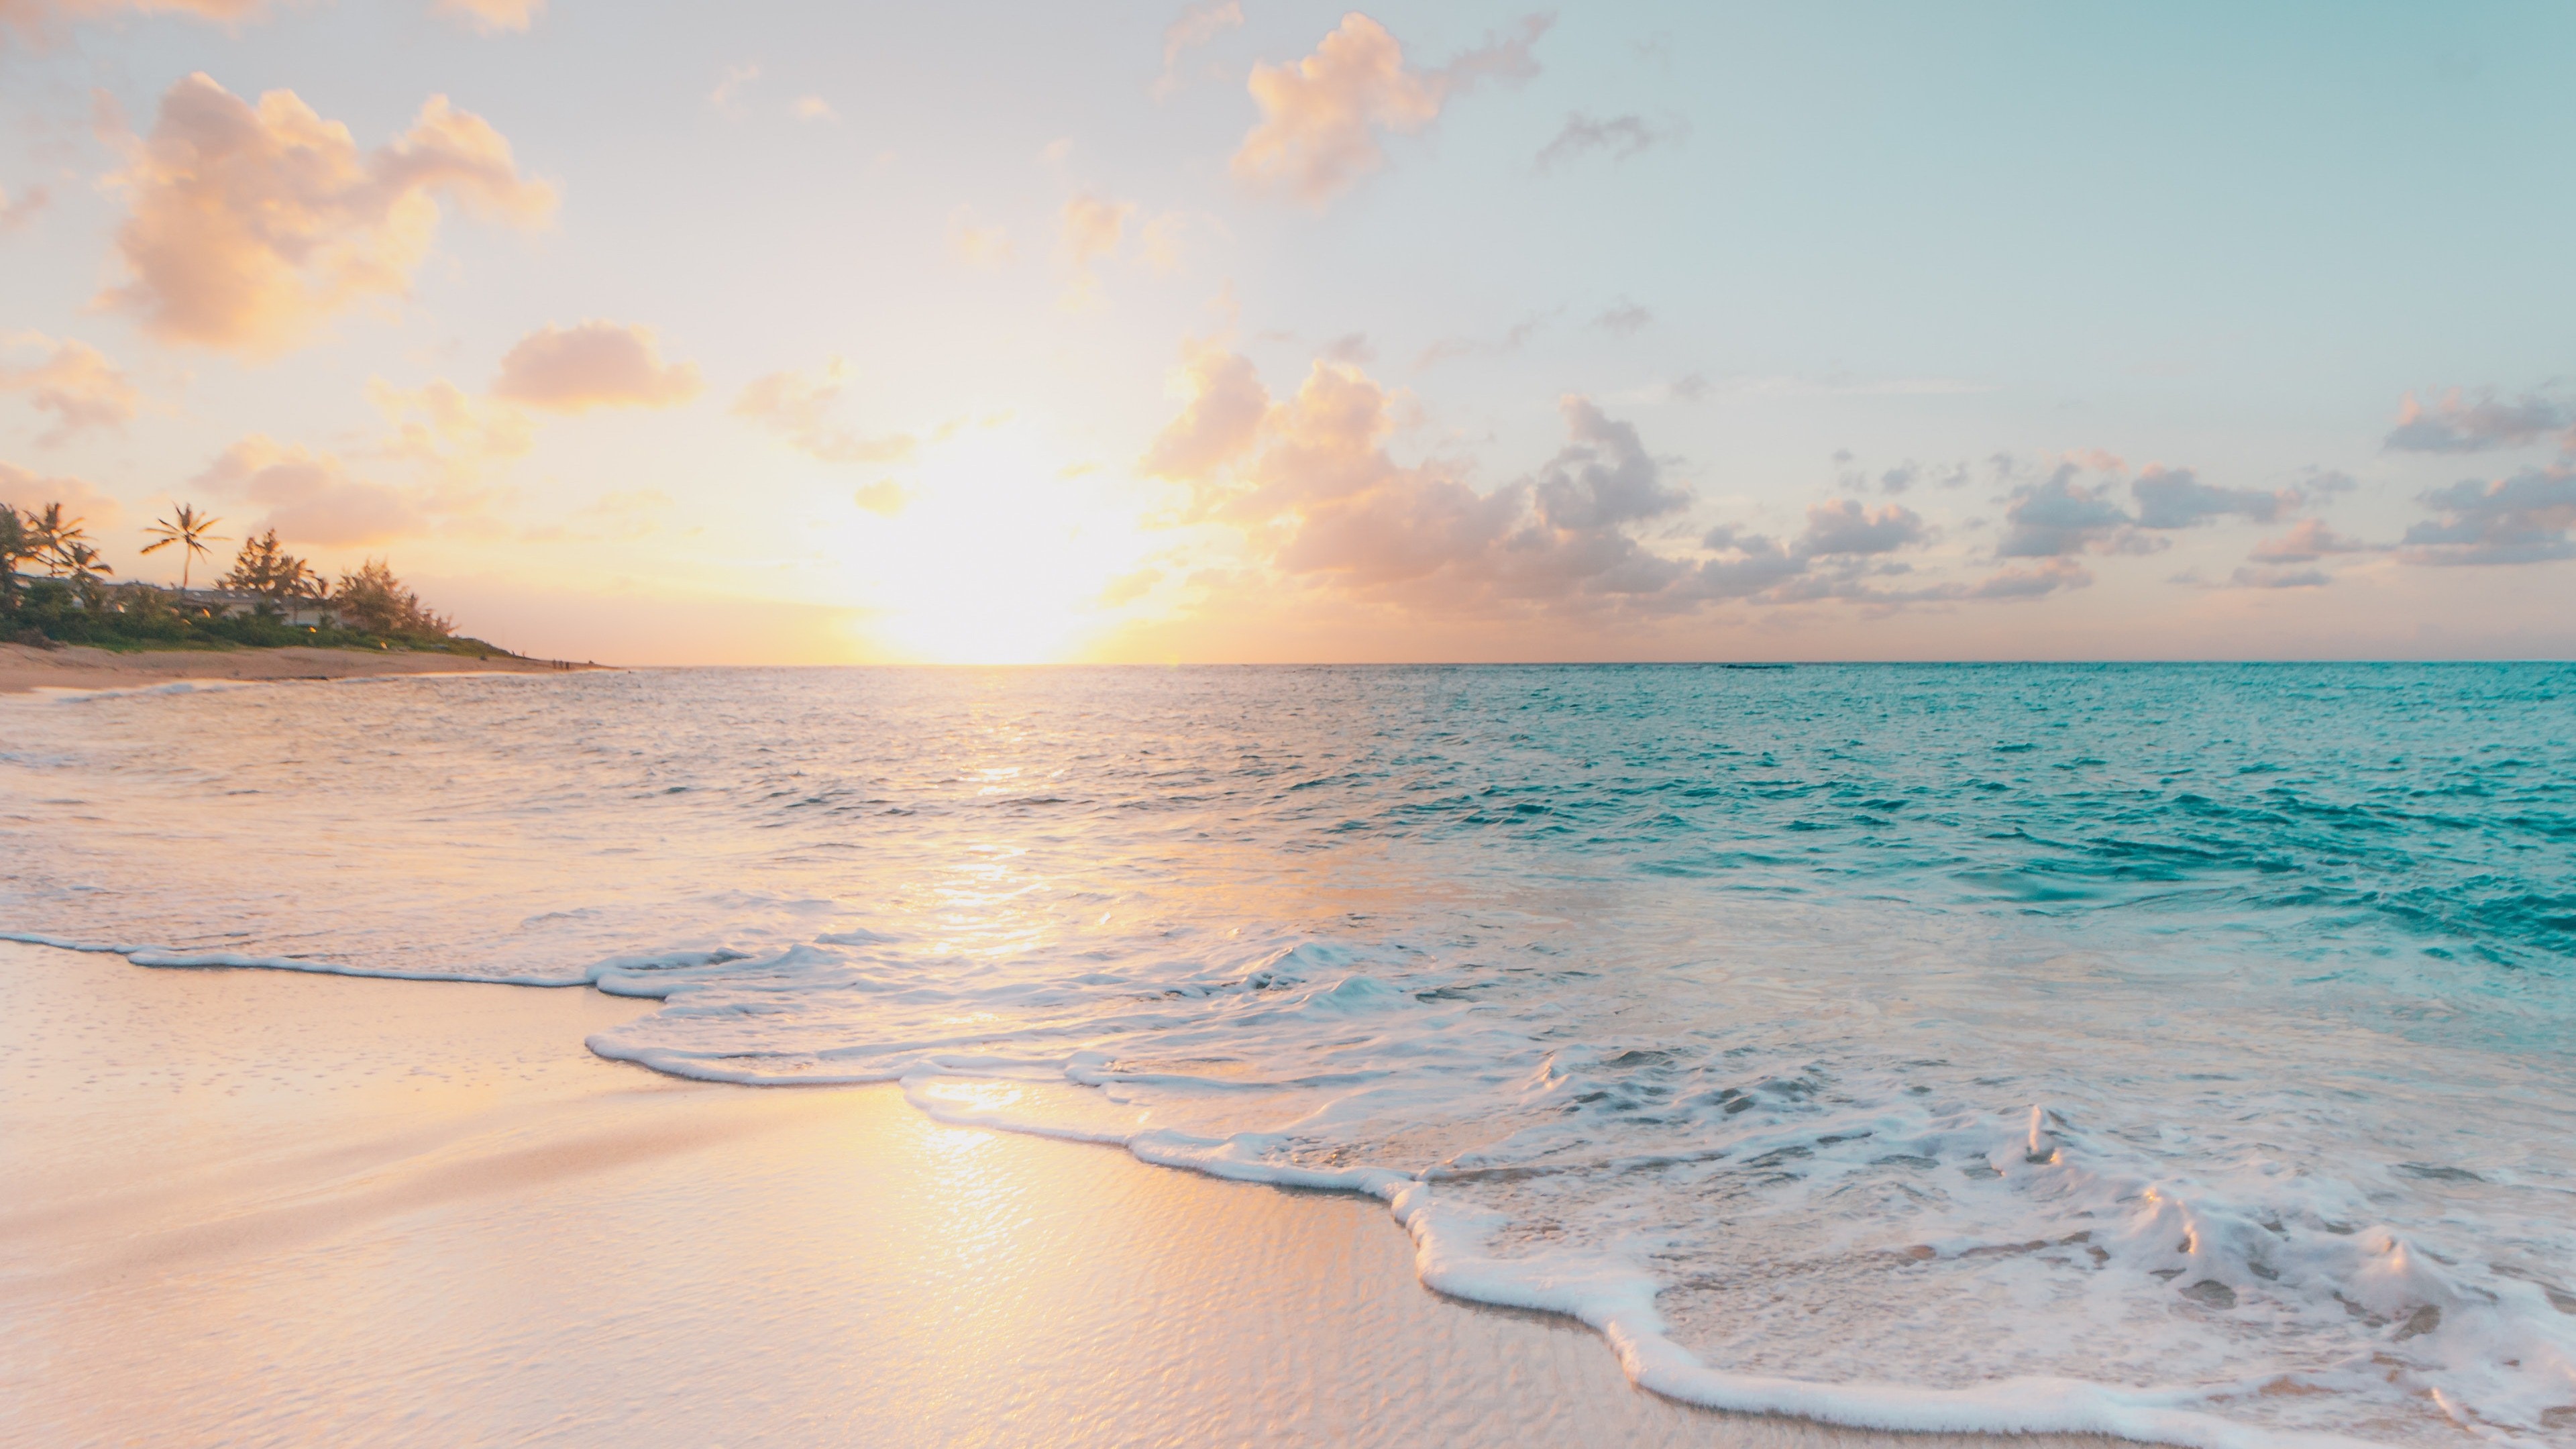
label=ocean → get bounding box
[4,663,2570,1447]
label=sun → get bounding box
[854,421,1161,665]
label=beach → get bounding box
[5,664,2566,1447]
[0,938,2117,1449]
[0,642,594,695]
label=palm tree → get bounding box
[25,504,78,575]
[141,504,226,590]
[58,539,113,606]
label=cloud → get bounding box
[1994,462,2137,557]
[733,357,914,464]
[1532,397,1687,529]
[2249,517,2371,564]
[1230,13,1548,205]
[1061,193,1132,264]
[707,63,760,117]
[2226,565,2331,590]
[1135,212,1191,273]
[368,377,533,482]
[432,0,539,35]
[1143,345,2019,623]
[0,0,263,44]
[1095,566,1163,608]
[2383,388,2573,455]
[1536,113,1684,170]
[0,335,139,443]
[947,209,1012,268]
[2129,465,2291,529]
[1416,310,1551,370]
[2400,466,2576,566]
[795,96,837,123]
[101,74,553,356]
[1146,351,1681,603]
[853,480,908,515]
[0,460,121,529]
[1800,498,1925,555]
[191,436,421,546]
[491,321,702,413]
[0,183,48,230]
[1840,458,1970,495]
[1140,343,1270,482]
[1968,557,2091,599]
[1059,193,1136,307]
[1591,303,1651,337]
[1155,0,1242,99]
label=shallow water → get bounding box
[4,663,2571,1446]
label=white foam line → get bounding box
[0,930,2406,1449]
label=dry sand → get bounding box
[0,641,598,695]
[0,941,2112,1449]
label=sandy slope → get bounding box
[0,641,600,694]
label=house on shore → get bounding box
[171,588,341,627]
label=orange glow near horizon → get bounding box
[861,424,1162,665]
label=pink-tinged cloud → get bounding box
[1143,347,1993,620]
[733,357,913,464]
[191,435,421,546]
[2400,466,2576,566]
[491,321,702,413]
[1140,343,1267,481]
[2249,517,2372,565]
[1230,13,1547,205]
[101,74,554,356]
[1155,1,1242,98]
[1057,193,1136,308]
[1968,557,2091,600]
[369,376,533,482]
[2384,388,2573,455]
[0,460,121,529]
[0,183,48,229]
[432,0,539,35]
[1799,498,1926,556]
[0,335,139,443]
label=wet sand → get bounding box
[0,642,597,694]
[0,941,2110,1448]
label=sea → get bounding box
[3,663,2570,1448]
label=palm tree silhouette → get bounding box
[141,504,226,590]
[25,504,78,574]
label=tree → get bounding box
[23,504,82,576]
[57,538,113,606]
[332,558,452,637]
[140,504,227,589]
[0,505,29,608]
[222,529,321,604]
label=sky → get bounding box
[1,0,2571,664]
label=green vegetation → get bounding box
[1,500,516,658]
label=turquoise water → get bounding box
[3,663,2571,1446]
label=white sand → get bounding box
[0,941,2116,1448]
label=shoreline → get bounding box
[0,939,2123,1449]
[0,641,606,694]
